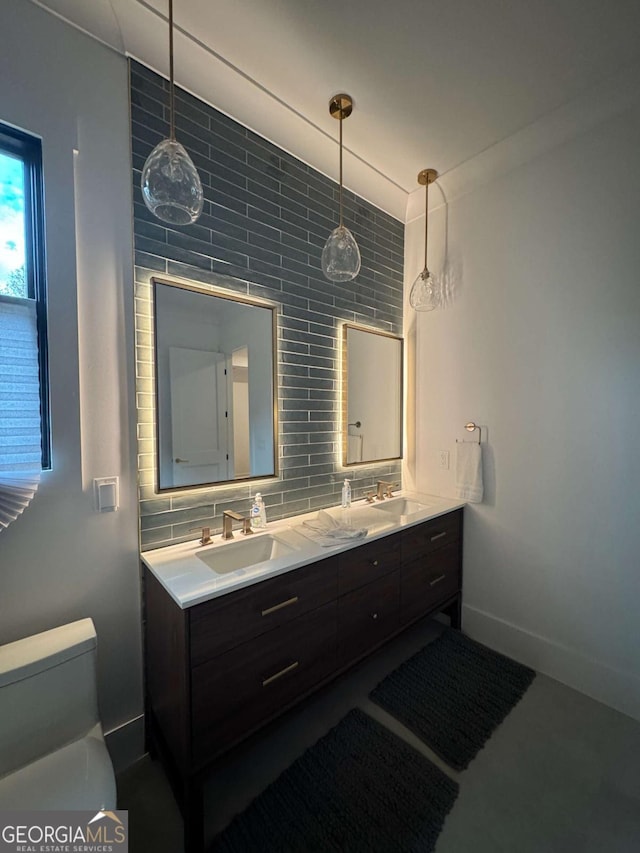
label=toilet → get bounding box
[0,618,116,809]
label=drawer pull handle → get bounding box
[371,559,379,567]
[262,661,299,687]
[429,574,446,586]
[430,531,447,542]
[261,596,299,617]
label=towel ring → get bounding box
[456,422,482,445]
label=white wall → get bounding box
[0,2,141,766]
[408,102,640,719]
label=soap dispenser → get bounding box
[251,492,267,530]
[341,479,352,509]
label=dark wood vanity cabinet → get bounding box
[338,571,401,665]
[190,555,338,664]
[191,600,337,763]
[144,553,340,776]
[400,510,462,625]
[337,535,401,595]
[143,508,463,850]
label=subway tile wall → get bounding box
[130,61,404,550]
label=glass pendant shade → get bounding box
[322,94,360,283]
[321,224,361,282]
[409,267,439,311]
[410,167,439,311]
[140,0,203,226]
[141,138,203,226]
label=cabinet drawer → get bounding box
[401,510,461,562]
[190,556,338,664]
[191,602,337,763]
[338,571,400,666]
[401,541,461,624]
[338,537,400,595]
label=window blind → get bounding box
[0,296,42,471]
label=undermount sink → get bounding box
[372,497,431,517]
[196,534,299,574]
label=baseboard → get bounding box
[462,605,640,722]
[105,715,145,773]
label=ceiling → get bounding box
[32,0,640,219]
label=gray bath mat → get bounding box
[370,629,536,771]
[209,707,458,853]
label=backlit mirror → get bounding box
[153,277,277,490]
[343,324,403,465]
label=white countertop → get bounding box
[141,492,465,609]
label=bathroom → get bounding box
[1,0,639,850]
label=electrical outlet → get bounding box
[438,450,450,470]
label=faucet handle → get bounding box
[385,483,398,499]
[364,491,375,504]
[189,525,212,545]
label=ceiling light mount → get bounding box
[409,167,440,312]
[417,168,438,186]
[322,93,361,282]
[329,94,354,121]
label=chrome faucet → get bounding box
[222,509,252,540]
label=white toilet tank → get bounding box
[0,618,116,809]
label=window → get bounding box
[0,123,49,472]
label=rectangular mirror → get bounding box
[343,324,403,466]
[153,277,277,491]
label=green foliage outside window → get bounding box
[0,150,27,298]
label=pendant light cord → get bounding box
[423,178,429,271]
[338,113,344,227]
[168,0,176,141]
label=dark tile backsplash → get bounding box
[131,61,404,550]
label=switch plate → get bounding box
[94,477,119,512]
[438,450,450,470]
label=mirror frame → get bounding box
[151,275,279,492]
[341,323,403,467]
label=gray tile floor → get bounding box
[117,618,640,852]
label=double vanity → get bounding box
[142,492,464,849]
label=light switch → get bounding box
[94,477,119,512]
[438,450,450,470]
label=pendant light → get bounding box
[141,0,204,225]
[321,94,361,282]
[409,168,439,311]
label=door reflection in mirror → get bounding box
[169,346,229,485]
[153,277,277,490]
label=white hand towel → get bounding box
[300,509,368,547]
[455,442,483,503]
